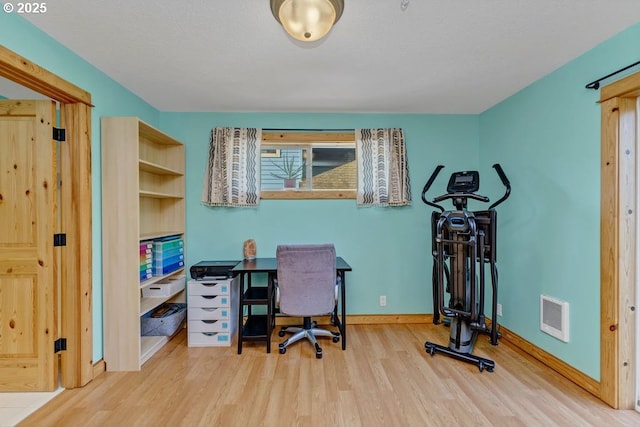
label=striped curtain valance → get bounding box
[201,127,262,207]
[356,128,411,207]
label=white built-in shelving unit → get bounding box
[102,117,185,371]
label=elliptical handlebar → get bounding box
[421,164,445,212]
[493,163,510,187]
[488,163,511,210]
[433,193,489,204]
[421,163,511,211]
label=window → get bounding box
[260,132,356,199]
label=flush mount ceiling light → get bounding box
[270,0,344,42]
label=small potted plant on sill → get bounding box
[270,154,305,189]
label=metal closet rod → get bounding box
[585,60,640,90]
[262,128,354,132]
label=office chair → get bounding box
[276,244,340,359]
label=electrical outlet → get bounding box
[379,295,387,307]
[497,303,503,316]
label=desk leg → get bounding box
[267,272,273,354]
[340,271,346,350]
[237,273,244,355]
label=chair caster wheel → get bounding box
[279,347,286,354]
[278,330,285,337]
[314,343,322,359]
[332,336,340,343]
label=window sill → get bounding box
[261,190,356,200]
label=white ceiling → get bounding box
[18,0,640,114]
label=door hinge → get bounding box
[54,233,67,247]
[54,338,67,353]
[53,127,66,142]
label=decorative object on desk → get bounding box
[243,239,257,260]
[270,153,305,189]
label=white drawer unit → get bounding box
[188,307,232,321]
[189,280,231,296]
[188,319,232,333]
[188,332,232,347]
[187,294,230,308]
[187,277,237,347]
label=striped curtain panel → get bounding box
[201,127,262,207]
[355,128,411,207]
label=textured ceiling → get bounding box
[17,0,640,113]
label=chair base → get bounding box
[278,318,340,359]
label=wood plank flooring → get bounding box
[19,324,640,427]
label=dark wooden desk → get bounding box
[231,257,352,354]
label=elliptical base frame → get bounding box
[425,341,495,372]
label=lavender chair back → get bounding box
[276,244,337,317]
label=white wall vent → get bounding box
[540,294,569,342]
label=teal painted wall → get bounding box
[1,10,161,361]
[5,6,640,381]
[159,113,480,314]
[479,22,640,380]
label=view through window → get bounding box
[260,132,356,199]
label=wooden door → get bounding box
[0,99,58,391]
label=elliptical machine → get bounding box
[421,164,511,372]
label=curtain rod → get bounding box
[262,128,354,132]
[585,60,640,90]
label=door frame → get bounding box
[600,71,640,408]
[0,45,93,388]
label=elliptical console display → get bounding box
[421,164,511,372]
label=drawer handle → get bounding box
[201,308,215,312]
[202,332,216,337]
[202,283,219,287]
[202,320,217,324]
[202,295,217,300]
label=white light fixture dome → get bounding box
[270,0,344,42]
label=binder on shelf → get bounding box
[154,245,184,259]
[155,234,182,242]
[140,254,153,281]
[154,260,185,276]
[153,253,184,268]
[140,241,153,253]
[153,238,184,252]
